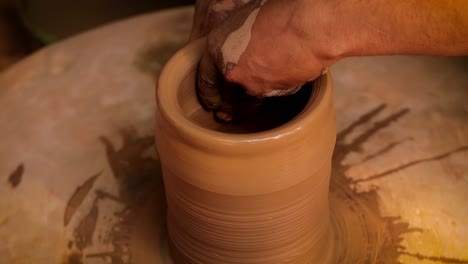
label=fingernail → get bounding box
[214,111,233,122]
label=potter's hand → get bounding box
[191,0,263,122]
[193,0,336,121]
[193,0,468,121]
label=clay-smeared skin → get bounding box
[206,0,468,92]
[192,0,338,115]
[193,0,266,121]
[192,0,335,121]
[215,0,331,95]
[219,1,267,75]
[193,0,468,121]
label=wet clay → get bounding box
[156,38,336,263]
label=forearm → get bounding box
[299,0,468,58]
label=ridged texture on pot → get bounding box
[156,39,336,264]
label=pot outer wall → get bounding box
[155,39,337,264]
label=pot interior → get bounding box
[177,69,314,134]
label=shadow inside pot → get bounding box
[180,71,315,134]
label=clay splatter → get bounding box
[401,252,468,263]
[59,109,468,263]
[330,105,415,263]
[64,173,100,226]
[99,130,156,204]
[359,137,413,163]
[332,104,468,263]
[73,203,98,250]
[64,252,83,264]
[354,145,468,184]
[7,163,24,188]
[65,129,160,264]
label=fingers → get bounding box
[213,83,236,122]
[197,51,263,123]
[197,50,223,110]
[193,0,267,122]
[214,82,263,123]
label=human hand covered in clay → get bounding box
[191,0,468,121]
[190,0,264,122]
[190,0,334,121]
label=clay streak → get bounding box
[362,137,413,163]
[334,105,468,262]
[331,105,413,262]
[402,252,468,264]
[337,104,386,141]
[73,203,99,250]
[346,108,410,154]
[66,131,159,264]
[352,137,413,165]
[7,163,24,188]
[354,145,468,183]
[64,172,101,226]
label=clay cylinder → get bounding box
[155,39,336,264]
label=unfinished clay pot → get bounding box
[155,38,336,263]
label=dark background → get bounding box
[0,0,195,71]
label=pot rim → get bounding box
[156,38,332,147]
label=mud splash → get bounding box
[329,104,468,263]
[7,163,24,188]
[62,130,161,264]
[59,106,468,263]
[329,105,414,263]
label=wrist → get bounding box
[293,0,353,62]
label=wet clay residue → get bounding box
[73,203,98,250]
[58,111,468,263]
[330,104,468,263]
[65,252,83,264]
[64,173,100,226]
[7,163,24,188]
[329,105,413,263]
[62,130,161,264]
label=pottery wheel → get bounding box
[0,6,467,264]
